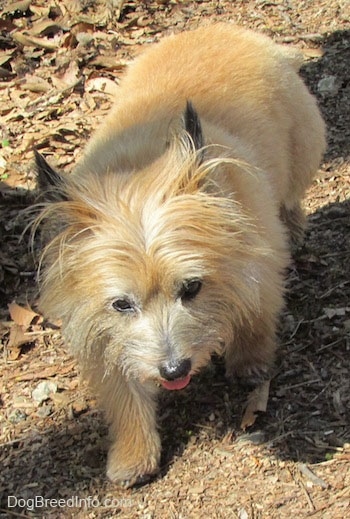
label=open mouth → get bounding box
[160,374,191,391]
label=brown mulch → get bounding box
[0,1,349,518]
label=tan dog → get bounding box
[34,23,326,487]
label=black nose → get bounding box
[159,358,191,381]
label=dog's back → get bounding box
[76,23,325,214]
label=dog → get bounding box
[34,23,326,487]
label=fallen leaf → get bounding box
[51,60,81,90]
[85,77,119,96]
[108,0,125,21]
[12,31,58,50]
[71,22,95,36]
[27,19,62,37]
[240,380,270,430]
[88,55,128,72]
[0,51,15,68]
[1,0,32,16]
[20,74,51,93]
[8,302,39,327]
[6,323,29,360]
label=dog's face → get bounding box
[96,255,226,388]
[35,108,265,389]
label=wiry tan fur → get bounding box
[35,23,326,487]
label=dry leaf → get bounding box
[6,303,41,359]
[88,55,128,72]
[240,380,270,430]
[28,19,62,37]
[20,74,51,93]
[2,0,32,16]
[71,22,95,36]
[8,302,39,327]
[0,51,14,68]
[51,60,81,90]
[12,31,58,50]
[85,77,119,96]
[6,324,29,360]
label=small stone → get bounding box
[239,508,249,519]
[36,404,52,418]
[284,313,296,333]
[8,409,27,424]
[32,381,58,404]
[317,75,339,96]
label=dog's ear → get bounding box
[184,101,204,154]
[34,149,67,200]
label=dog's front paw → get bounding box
[106,442,160,488]
[226,362,274,389]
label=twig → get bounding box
[289,319,304,340]
[319,281,350,299]
[297,463,328,489]
[278,378,320,392]
[310,379,332,403]
[322,249,350,258]
[298,475,316,512]
[288,467,316,512]
[317,337,344,353]
[0,437,25,449]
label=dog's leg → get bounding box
[280,202,307,249]
[225,315,278,388]
[101,373,161,487]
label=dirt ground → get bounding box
[0,1,349,518]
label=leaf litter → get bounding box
[0,1,349,518]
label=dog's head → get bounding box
[34,103,267,389]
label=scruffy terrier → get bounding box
[34,24,325,487]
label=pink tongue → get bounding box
[161,374,191,391]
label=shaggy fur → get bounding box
[34,23,326,487]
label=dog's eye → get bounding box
[180,279,202,301]
[112,298,136,313]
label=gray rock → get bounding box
[32,381,58,404]
[317,75,339,96]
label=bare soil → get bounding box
[0,1,349,518]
